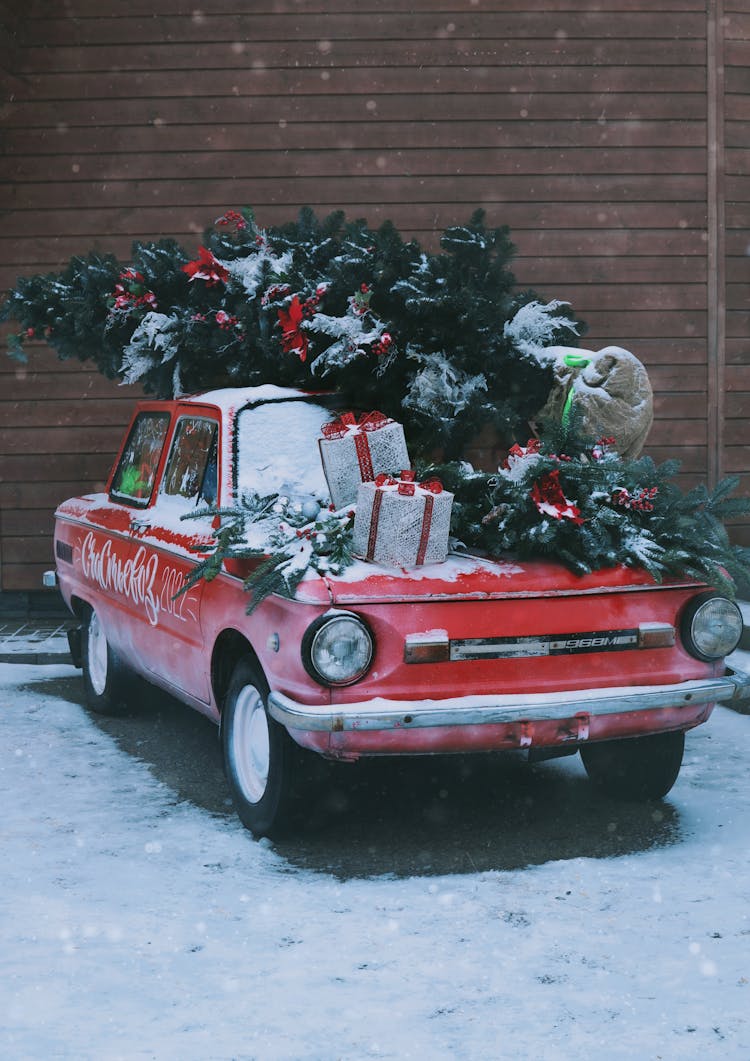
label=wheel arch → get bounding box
[69,594,93,620]
[211,629,266,719]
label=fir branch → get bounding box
[177,493,279,596]
[176,492,356,612]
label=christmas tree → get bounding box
[1,206,581,459]
[4,205,749,600]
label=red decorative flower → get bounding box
[277,296,309,362]
[531,470,584,524]
[182,246,230,287]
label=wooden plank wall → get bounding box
[0,0,746,595]
[725,2,750,545]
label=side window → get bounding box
[110,412,171,506]
[161,417,218,506]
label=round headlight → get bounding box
[303,612,373,686]
[682,593,744,661]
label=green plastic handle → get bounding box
[562,386,576,427]
[564,353,590,368]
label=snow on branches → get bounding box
[503,299,581,360]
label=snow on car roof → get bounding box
[180,384,312,415]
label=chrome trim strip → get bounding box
[269,670,750,733]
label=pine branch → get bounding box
[436,426,750,595]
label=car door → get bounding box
[126,411,219,703]
[80,407,174,666]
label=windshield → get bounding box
[236,399,332,502]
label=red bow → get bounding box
[321,410,390,440]
[372,471,443,497]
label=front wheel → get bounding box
[580,730,685,801]
[81,606,132,715]
[222,657,311,837]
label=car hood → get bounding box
[294,552,700,605]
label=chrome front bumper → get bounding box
[268,669,750,734]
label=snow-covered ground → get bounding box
[2,661,750,1061]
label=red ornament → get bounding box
[372,331,393,357]
[215,310,239,330]
[214,209,247,231]
[612,486,657,512]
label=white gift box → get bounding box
[319,411,410,510]
[352,472,453,567]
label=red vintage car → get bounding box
[50,386,748,836]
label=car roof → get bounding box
[178,384,314,416]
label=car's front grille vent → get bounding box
[56,541,74,565]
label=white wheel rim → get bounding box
[88,610,108,696]
[232,685,270,804]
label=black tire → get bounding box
[222,656,311,838]
[580,730,685,801]
[81,606,132,716]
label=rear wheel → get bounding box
[580,730,685,801]
[81,607,132,715]
[222,657,311,837]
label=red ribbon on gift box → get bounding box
[416,494,435,565]
[321,411,393,484]
[365,472,444,566]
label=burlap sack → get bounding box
[536,345,653,459]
